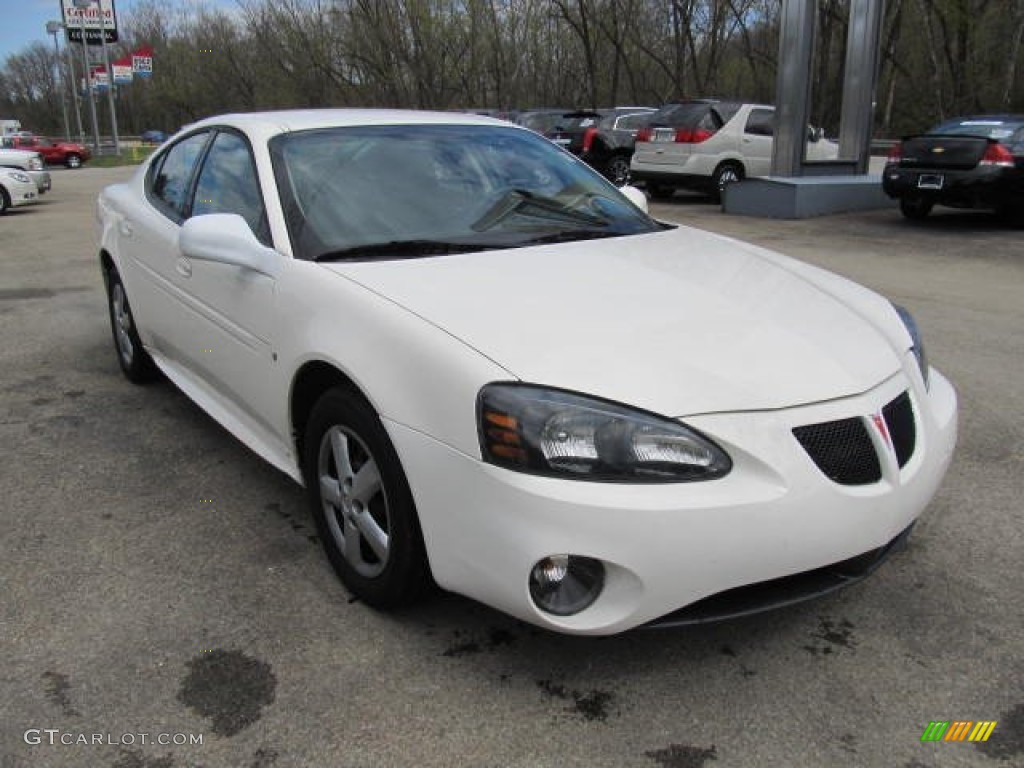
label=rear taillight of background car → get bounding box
[886,143,903,163]
[674,128,713,143]
[979,142,1015,168]
[636,127,653,142]
[581,127,598,152]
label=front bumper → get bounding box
[388,366,957,635]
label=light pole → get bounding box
[73,0,101,154]
[94,0,121,155]
[46,21,72,142]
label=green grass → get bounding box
[87,146,157,167]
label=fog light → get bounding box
[528,555,605,616]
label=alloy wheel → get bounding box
[317,425,391,578]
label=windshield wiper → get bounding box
[471,188,611,231]
[314,239,501,262]
[514,229,625,246]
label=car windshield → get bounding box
[270,124,661,262]
[929,118,1024,141]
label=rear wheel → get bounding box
[65,154,82,169]
[303,387,431,608]
[899,197,933,220]
[603,154,632,186]
[106,268,158,383]
[711,162,744,203]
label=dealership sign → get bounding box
[132,46,153,78]
[62,0,118,45]
[112,56,133,84]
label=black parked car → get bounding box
[882,115,1024,220]
[545,107,655,185]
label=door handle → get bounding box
[175,258,193,278]
[119,220,133,237]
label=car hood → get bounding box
[326,227,901,417]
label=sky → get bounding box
[1,0,237,62]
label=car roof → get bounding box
[186,109,512,142]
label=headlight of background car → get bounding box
[893,304,930,389]
[478,384,731,482]
[9,171,31,183]
[27,157,43,171]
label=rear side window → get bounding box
[615,113,651,131]
[744,108,775,136]
[149,132,210,220]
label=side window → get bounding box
[150,132,210,220]
[745,108,775,137]
[616,114,650,131]
[190,131,270,245]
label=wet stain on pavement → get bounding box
[441,627,518,657]
[42,670,79,716]
[0,286,91,301]
[644,743,718,767]
[177,649,276,737]
[536,679,616,722]
[975,702,1023,760]
[112,750,174,768]
[804,617,856,655]
[264,501,317,543]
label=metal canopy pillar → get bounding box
[771,0,816,177]
[771,0,885,177]
[838,0,885,172]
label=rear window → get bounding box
[929,118,1024,141]
[647,103,712,128]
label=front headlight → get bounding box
[893,304,929,389]
[478,383,731,482]
[8,171,31,183]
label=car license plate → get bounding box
[652,128,676,143]
[917,174,944,190]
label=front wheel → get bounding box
[603,154,632,186]
[65,154,82,169]
[0,186,9,215]
[899,197,933,220]
[303,388,431,608]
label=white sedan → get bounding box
[0,166,40,213]
[96,110,957,635]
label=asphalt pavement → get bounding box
[0,168,1021,768]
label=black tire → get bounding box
[603,154,632,186]
[0,186,9,215]
[303,387,431,609]
[647,183,675,200]
[106,267,158,383]
[899,197,933,220]
[711,162,744,203]
[66,154,82,169]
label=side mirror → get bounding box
[619,184,649,214]
[179,214,280,277]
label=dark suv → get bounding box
[545,107,655,185]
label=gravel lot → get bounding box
[1,167,1021,768]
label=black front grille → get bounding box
[883,391,916,467]
[793,417,881,486]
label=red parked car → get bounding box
[0,135,90,168]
